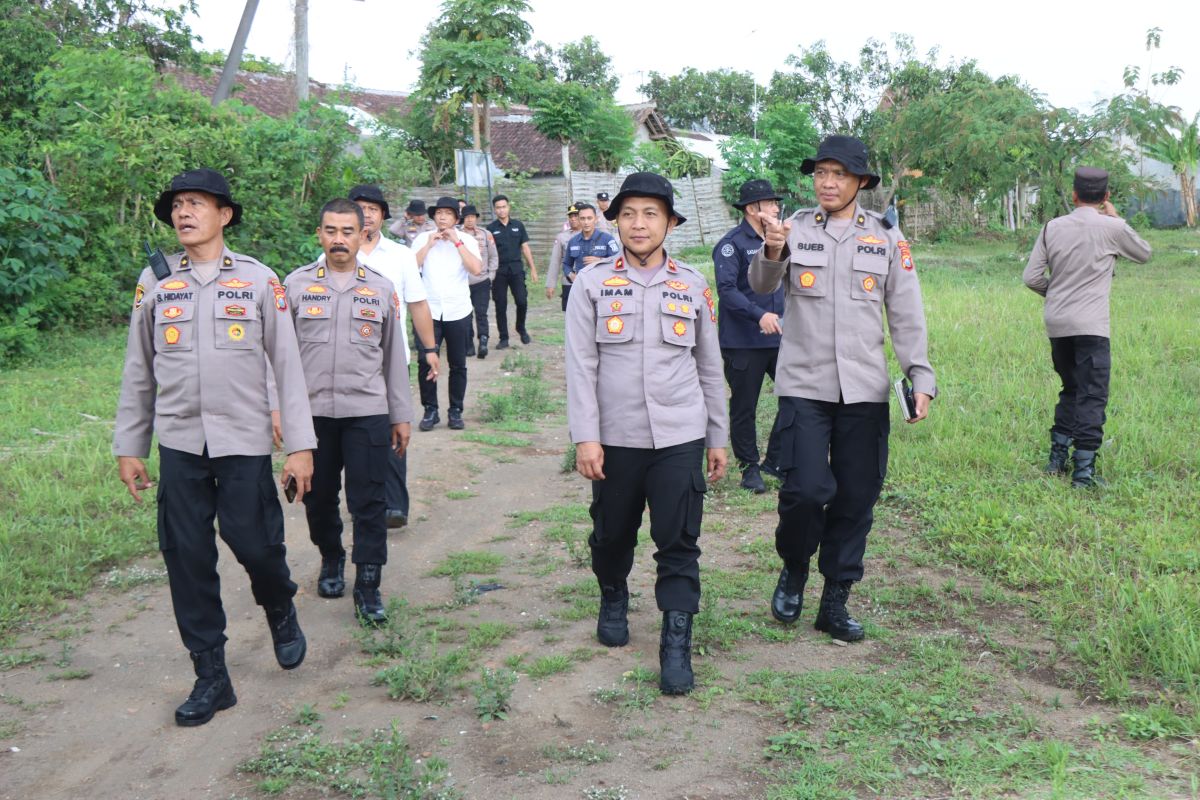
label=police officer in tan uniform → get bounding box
[546,204,581,307]
[459,204,499,358]
[594,191,614,234]
[285,198,414,625]
[751,136,935,642]
[1022,167,1151,487]
[114,168,316,726]
[566,172,729,695]
[388,199,436,246]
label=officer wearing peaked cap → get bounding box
[1022,167,1151,488]
[114,168,317,726]
[546,203,581,307]
[714,179,787,494]
[750,136,936,643]
[565,171,729,696]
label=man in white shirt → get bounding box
[344,185,440,528]
[411,196,482,431]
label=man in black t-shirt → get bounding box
[485,194,539,347]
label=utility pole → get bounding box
[212,0,260,106]
[295,0,309,103]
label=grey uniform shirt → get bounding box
[547,229,575,290]
[1021,206,1152,338]
[113,249,317,458]
[462,225,499,285]
[284,261,413,424]
[565,253,729,450]
[749,205,936,403]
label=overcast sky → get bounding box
[183,0,1199,116]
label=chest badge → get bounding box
[164,325,180,345]
[610,300,623,313]
[799,271,816,288]
[306,306,324,316]
[862,276,877,293]
[672,321,687,337]
[225,305,246,317]
[857,235,885,245]
[606,317,624,335]
[602,276,630,287]
[162,306,183,319]
[227,323,245,341]
[354,286,378,297]
[359,323,374,338]
[162,279,188,290]
[665,279,689,291]
[305,284,327,294]
[219,278,252,289]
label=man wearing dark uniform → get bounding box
[713,179,787,494]
[561,202,619,309]
[285,199,414,625]
[1022,167,1151,487]
[114,168,316,726]
[565,172,729,695]
[751,136,935,642]
[486,194,539,347]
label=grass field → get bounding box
[2,229,1198,740]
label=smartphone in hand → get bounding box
[284,475,298,503]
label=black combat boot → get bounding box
[477,335,488,359]
[1071,449,1104,488]
[658,610,694,695]
[596,582,630,647]
[740,463,767,494]
[175,645,236,726]
[317,555,345,598]
[264,600,307,669]
[1045,432,1072,475]
[419,406,439,432]
[770,564,807,624]
[814,580,864,642]
[353,564,388,626]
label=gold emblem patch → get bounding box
[162,279,188,290]
[610,300,623,312]
[857,234,885,245]
[602,276,631,287]
[305,284,327,294]
[668,302,677,312]
[606,317,624,334]
[224,305,246,317]
[163,306,183,319]
[799,271,816,288]
[672,321,687,336]
[354,286,378,297]
[164,325,180,345]
[359,324,373,338]
[306,306,324,316]
[219,278,251,289]
[862,276,876,292]
[133,283,145,309]
[665,279,689,291]
[228,323,245,341]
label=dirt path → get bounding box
[1,302,1193,800]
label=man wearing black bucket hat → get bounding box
[565,171,728,695]
[750,136,936,643]
[1022,167,1151,488]
[388,199,436,246]
[713,179,787,494]
[114,168,317,726]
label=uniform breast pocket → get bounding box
[296,303,332,343]
[595,297,635,344]
[351,304,383,347]
[214,301,260,350]
[155,302,194,351]
[659,296,697,348]
[851,254,888,303]
[789,254,828,298]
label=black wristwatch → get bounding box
[419,344,437,356]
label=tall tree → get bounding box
[638,68,761,136]
[527,36,619,96]
[530,81,594,195]
[416,0,533,154]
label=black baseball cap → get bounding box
[348,184,391,219]
[596,191,611,201]
[154,168,243,227]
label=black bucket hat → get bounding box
[461,204,480,219]
[154,168,242,227]
[801,135,881,190]
[349,184,391,219]
[428,196,460,219]
[406,198,427,216]
[604,172,686,225]
[733,179,782,210]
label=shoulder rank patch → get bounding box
[898,240,915,271]
[357,265,366,279]
[665,279,689,291]
[133,283,145,309]
[219,278,252,289]
[354,286,378,297]
[305,284,328,294]
[856,214,866,226]
[857,235,885,245]
[602,276,631,287]
[162,279,188,290]
[613,258,625,271]
[222,256,233,267]
[666,259,678,273]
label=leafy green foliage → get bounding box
[472,667,518,720]
[719,104,820,208]
[630,141,710,180]
[639,68,761,136]
[527,35,619,96]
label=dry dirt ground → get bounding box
[1,303,1194,800]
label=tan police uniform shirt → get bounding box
[461,225,499,285]
[565,253,729,450]
[1021,205,1152,338]
[547,229,575,290]
[388,217,436,246]
[113,249,317,458]
[749,204,936,403]
[284,261,413,423]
